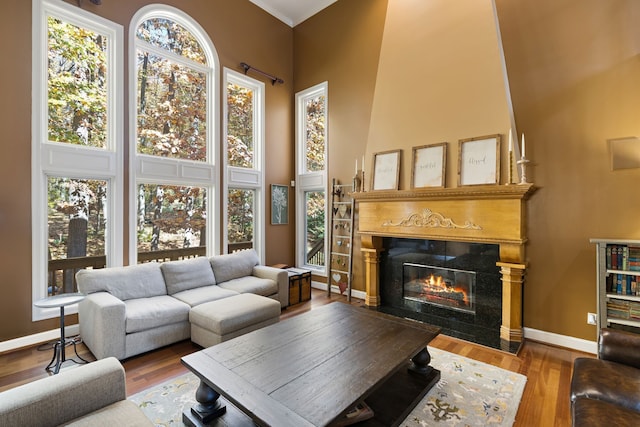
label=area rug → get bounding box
[130,347,526,426]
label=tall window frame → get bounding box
[129,5,220,263]
[223,69,265,261]
[295,82,328,274]
[31,0,124,321]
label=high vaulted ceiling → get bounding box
[249,0,338,27]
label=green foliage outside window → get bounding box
[47,17,107,147]
[306,191,325,267]
[228,189,254,244]
[137,184,206,252]
[227,83,254,168]
[47,178,107,261]
[305,95,325,172]
[136,19,207,161]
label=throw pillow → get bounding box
[161,256,216,295]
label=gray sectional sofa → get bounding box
[76,249,288,360]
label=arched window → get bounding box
[130,6,220,263]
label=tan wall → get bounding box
[0,0,294,341]
[496,0,640,340]
[366,0,512,190]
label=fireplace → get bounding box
[378,238,502,349]
[353,184,536,354]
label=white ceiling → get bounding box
[249,0,338,27]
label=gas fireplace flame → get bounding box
[421,274,468,304]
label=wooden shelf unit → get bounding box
[328,179,355,300]
[591,238,640,334]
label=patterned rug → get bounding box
[130,347,526,426]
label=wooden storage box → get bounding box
[288,271,301,306]
[287,268,312,306]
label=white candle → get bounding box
[362,155,365,174]
[355,158,358,174]
[521,133,526,158]
[508,129,513,152]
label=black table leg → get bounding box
[409,347,435,376]
[183,380,227,426]
[45,306,89,374]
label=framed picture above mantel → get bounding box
[458,134,501,186]
[411,142,447,189]
[371,149,401,191]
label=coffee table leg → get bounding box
[409,347,434,376]
[184,380,227,425]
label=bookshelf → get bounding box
[591,239,640,335]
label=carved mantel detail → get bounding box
[353,184,537,348]
[382,208,482,230]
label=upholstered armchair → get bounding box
[0,357,152,426]
[570,328,640,426]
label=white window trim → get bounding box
[295,82,328,274]
[222,68,266,262]
[128,5,220,263]
[31,0,124,321]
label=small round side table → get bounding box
[34,293,89,374]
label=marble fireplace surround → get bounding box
[353,184,536,349]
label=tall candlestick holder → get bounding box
[517,157,530,185]
[352,170,362,192]
[506,151,514,185]
[361,170,366,192]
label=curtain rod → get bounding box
[240,62,284,86]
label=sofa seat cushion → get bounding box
[172,285,239,307]
[217,276,278,297]
[125,296,190,334]
[65,400,154,426]
[209,249,259,283]
[161,257,216,295]
[189,293,281,336]
[572,397,640,427]
[571,357,640,412]
[77,262,167,301]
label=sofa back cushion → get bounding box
[210,249,259,283]
[76,262,167,301]
[161,256,216,295]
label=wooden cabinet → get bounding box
[591,239,640,334]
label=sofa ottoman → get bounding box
[189,293,281,347]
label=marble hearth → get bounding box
[353,184,536,353]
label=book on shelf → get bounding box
[609,299,640,322]
[607,299,631,320]
[630,246,640,272]
[608,273,640,296]
[606,244,640,271]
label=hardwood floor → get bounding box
[0,289,591,426]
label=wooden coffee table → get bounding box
[182,303,441,427]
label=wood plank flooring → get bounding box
[0,289,592,426]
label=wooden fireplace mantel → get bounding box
[352,183,536,349]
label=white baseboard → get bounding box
[0,324,79,354]
[311,281,367,300]
[523,327,597,354]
